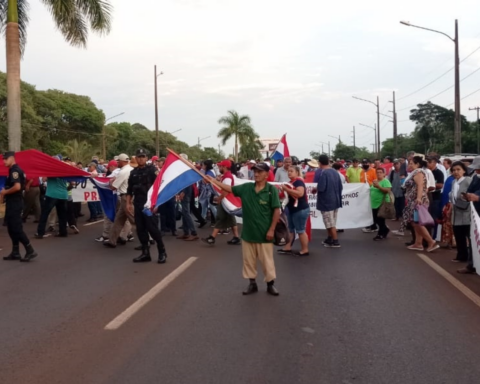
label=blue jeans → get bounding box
[287,207,310,234]
[88,201,103,219]
[181,195,197,236]
[200,198,217,221]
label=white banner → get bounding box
[234,178,373,229]
[72,179,101,202]
[470,203,480,275]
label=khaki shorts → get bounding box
[321,210,338,229]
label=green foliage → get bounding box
[0,71,222,161]
[332,142,373,161]
[217,110,257,161]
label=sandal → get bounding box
[293,251,310,256]
[427,244,440,253]
[407,245,424,251]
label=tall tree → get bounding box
[0,0,113,151]
[217,110,256,162]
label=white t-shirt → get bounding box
[112,164,133,194]
[274,167,290,183]
[423,168,436,189]
[337,171,346,184]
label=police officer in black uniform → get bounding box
[126,148,167,263]
[1,151,37,262]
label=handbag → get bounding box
[416,204,434,227]
[378,192,395,219]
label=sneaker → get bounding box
[95,236,108,242]
[70,225,80,234]
[220,229,230,235]
[198,221,207,229]
[322,238,333,246]
[325,240,341,248]
[201,236,215,245]
[392,230,405,236]
[127,234,135,242]
[373,235,384,241]
[227,237,241,245]
[362,228,375,233]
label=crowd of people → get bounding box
[2,147,480,296]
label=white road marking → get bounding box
[417,253,480,309]
[83,220,104,226]
[104,257,198,330]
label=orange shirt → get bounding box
[360,168,376,185]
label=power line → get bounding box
[397,41,480,103]
[397,64,480,112]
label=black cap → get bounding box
[362,158,370,163]
[252,163,270,172]
[136,148,148,157]
[3,151,15,159]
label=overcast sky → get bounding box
[4,0,480,158]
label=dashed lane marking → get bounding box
[83,220,104,226]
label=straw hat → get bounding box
[307,159,319,168]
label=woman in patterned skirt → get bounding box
[403,156,439,252]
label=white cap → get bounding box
[180,153,189,160]
[117,153,129,161]
[249,160,256,164]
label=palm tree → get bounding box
[0,0,113,151]
[217,110,256,162]
[63,139,94,164]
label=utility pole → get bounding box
[377,96,381,158]
[154,66,163,157]
[454,20,461,154]
[352,126,356,156]
[400,19,461,153]
[469,107,480,153]
[389,91,398,157]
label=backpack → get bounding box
[274,211,289,246]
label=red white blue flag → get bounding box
[271,134,290,162]
[147,151,203,210]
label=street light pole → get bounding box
[198,136,211,147]
[400,19,461,153]
[359,123,377,154]
[154,66,164,157]
[103,112,125,160]
[353,96,381,158]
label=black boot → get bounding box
[267,281,279,296]
[133,247,152,263]
[3,245,21,261]
[242,280,258,295]
[21,244,38,262]
[157,249,167,264]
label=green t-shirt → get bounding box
[232,183,281,243]
[46,177,68,200]
[370,178,392,209]
[346,166,362,183]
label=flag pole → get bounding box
[166,148,206,179]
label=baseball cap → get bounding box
[252,163,270,172]
[3,151,15,158]
[108,160,117,168]
[136,148,148,157]
[217,160,231,168]
[117,153,129,161]
[248,160,256,164]
[362,158,370,163]
[151,156,159,162]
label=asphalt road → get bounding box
[2,217,480,384]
